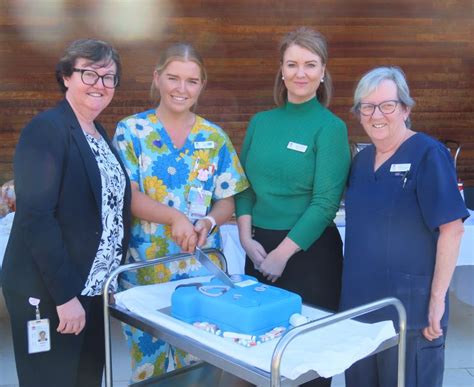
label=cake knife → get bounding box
[195,247,236,288]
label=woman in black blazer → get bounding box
[1,39,131,387]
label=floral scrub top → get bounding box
[114,110,248,382]
[114,110,249,287]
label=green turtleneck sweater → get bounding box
[235,97,351,250]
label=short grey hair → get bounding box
[351,66,415,121]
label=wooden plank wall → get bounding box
[1,0,473,186]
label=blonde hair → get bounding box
[273,27,332,107]
[150,43,207,101]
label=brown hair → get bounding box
[150,43,207,101]
[273,27,332,107]
[55,39,121,93]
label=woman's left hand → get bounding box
[422,296,445,341]
[258,249,290,283]
[258,237,299,282]
[193,197,234,247]
[56,296,86,335]
[194,218,212,247]
[423,219,464,341]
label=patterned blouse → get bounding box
[113,110,249,287]
[81,133,126,296]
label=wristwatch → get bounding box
[201,215,217,235]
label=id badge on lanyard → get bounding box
[27,297,51,354]
[187,153,215,221]
[187,187,212,220]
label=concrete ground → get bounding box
[1,291,473,387]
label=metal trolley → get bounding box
[103,249,407,387]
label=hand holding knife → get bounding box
[195,248,235,288]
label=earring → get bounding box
[282,75,285,80]
[320,77,325,83]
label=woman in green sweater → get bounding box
[236,28,350,383]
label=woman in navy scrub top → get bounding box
[340,66,469,387]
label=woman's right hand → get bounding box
[170,214,198,253]
[241,237,267,268]
[130,185,198,252]
[236,215,266,268]
[56,297,86,335]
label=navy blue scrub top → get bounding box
[341,133,469,329]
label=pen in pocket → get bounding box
[401,170,409,188]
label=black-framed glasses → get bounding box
[72,68,119,89]
[359,100,400,116]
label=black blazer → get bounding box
[1,99,131,305]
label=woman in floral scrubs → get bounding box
[113,43,248,383]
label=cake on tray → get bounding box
[171,275,302,336]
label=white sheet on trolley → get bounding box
[114,276,396,379]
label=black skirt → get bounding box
[245,226,343,311]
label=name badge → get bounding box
[27,318,51,354]
[287,142,308,153]
[235,279,258,287]
[390,163,411,173]
[194,141,215,149]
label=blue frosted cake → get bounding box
[171,275,302,336]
